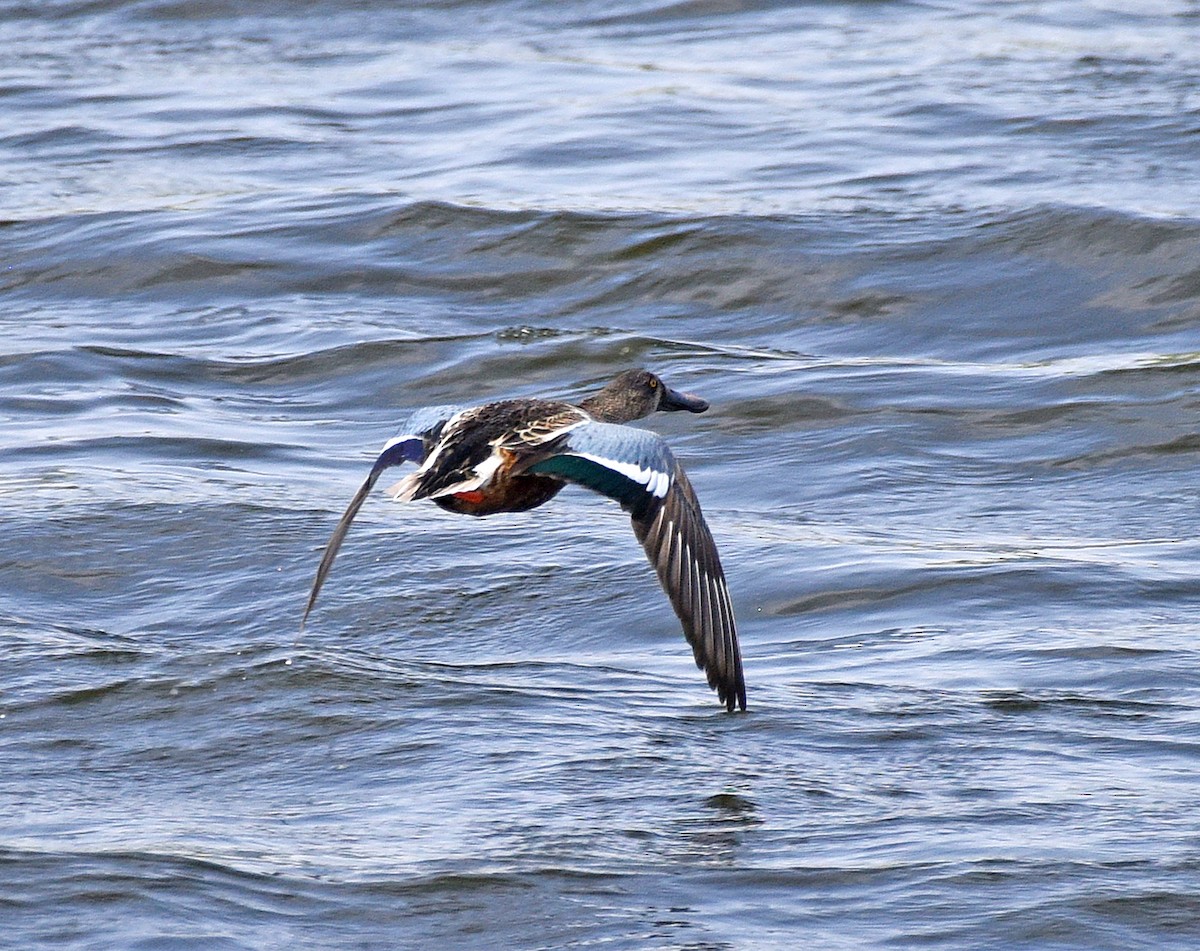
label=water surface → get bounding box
[3,1,1200,948]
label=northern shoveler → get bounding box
[302,368,746,712]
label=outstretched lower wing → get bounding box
[302,405,461,628]
[524,422,746,711]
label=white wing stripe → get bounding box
[572,452,672,499]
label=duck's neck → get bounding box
[579,390,640,424]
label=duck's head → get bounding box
[580,368,709,423]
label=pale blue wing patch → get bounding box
[525,421,676,516]
[379,405,463,464]
[526,419,746,711]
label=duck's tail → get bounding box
[386,451,505,503]
[385,471,424,503]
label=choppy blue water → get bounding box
[4,1,1200,948]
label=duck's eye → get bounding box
[649,379,658,389]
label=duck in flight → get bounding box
[303,368,746,712]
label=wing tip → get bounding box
[717,673,748,713]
